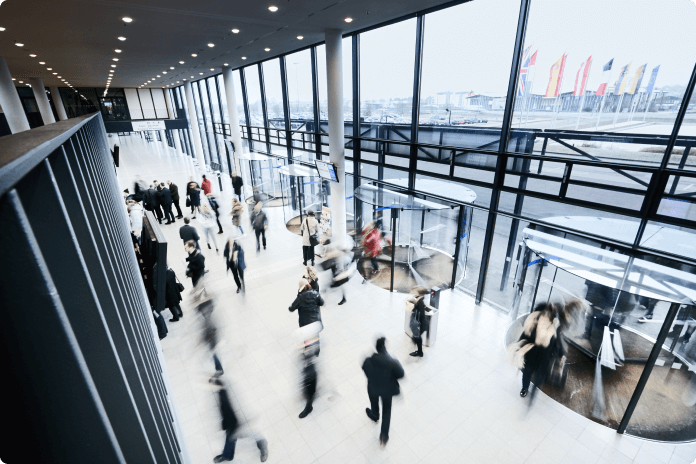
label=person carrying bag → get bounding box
[301,211,319,266]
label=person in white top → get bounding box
[301,211,319,266]
[127,200,143,241]
[199,204,219,253]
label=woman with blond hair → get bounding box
[230,197,244,235]
[304,265,319,293]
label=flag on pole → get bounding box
[529,50,537,66]
[603,58,614,72]
[614,62,632,95]
[545,54,567,98]
[573,56,593,97]
[596,58,614,95]
[645,65,660,95]
[517,46,532,97]
[626,64,647,95]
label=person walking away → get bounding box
[298,340,319,419]
[159,182,175,224]
[304,266,319,293]
[301,211,319,266]
[362,337,404,447]
[199,204,219,253]
[152,184,164,224]
[231,171,244,202]
[165,268,184,322]
[362,222,383,282]
[143,184,156,218]
[408,286,432,357]
[179,217,200,250]
[252,203,268,252]
[224,238,246,293]
[211,378,268,463]
[201,174,212,195]
[322,239,353,306]
[230,198,244,235]
[289,278,324,329]
[185,240,206,287]
[186,177,201,217]
[206,193,224,234]
[127,200,143,243]
[167,180,183,218]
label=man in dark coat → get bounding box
[167,180,183,218]
[211,379,268,463]
[150,184,163,224]
[289,278,324,328]
[142,185,155,214]
[179,217,200,250]
[207,193,224,234]
[185,240,206,287]
[165,268,183,322]
[223,239,246,293]
[159,183,175,224]
[231,171,244,202]
[362,337,404,447]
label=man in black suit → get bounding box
[231,171,244,202]
[159,183,175,224]
[362,337,404,447]
[179,217,200,250]
[167,180,183,218]
[149,184,163,224]
[184,240,205,287]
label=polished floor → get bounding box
[115,133,696,464]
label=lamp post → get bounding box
[446,108,451,125]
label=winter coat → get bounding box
[187,182,201,207]
[223,242,246,272]
[252,210,268,231]
[165,269,182,308]
[411,296,430,334]
[179,224,200,244]
[208,196,220,216]
[218,388,240,434]
[363,228,382,258]
[201,178,212,195]
[289,289,324,327]
[231,203,243,226]
[143,188,156,211]
[362,349,404,397]
[159,187,173,206]
[169,183,180,202]
[129,203,143,232]
[301,217,319,247]
[232,176,244,195]
[186,251,205,285]
[510,310,560,380]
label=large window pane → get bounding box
[232,70,246,126]
[192,82,211,164]
[216,75,229,125]
[287,49,314,128]
[262,59,285,129]
[245,65,264,127]
[359,19,416,141]
[671,86,696,171]
[199,79,219,164]
[511,0,696,163]
[419,1,519,151]
[316,38,353,133]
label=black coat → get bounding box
[232,176,244,195]
[148,188,160,207]
[218,388,240,433]
[179,224,200,244]
[413,297,430,334]
[165,269,182,308]
[362,349,404,397]
[186,251,205,285]
[159,187,173,206]
[143,188,156,210]
[289,289,324,327]
[169,183,180,202]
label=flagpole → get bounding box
[575,92,587,130]
[613,93,625,128]
[524,63,537,128]
[595,93,607,130]
[642,92,653,122]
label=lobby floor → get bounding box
[115,133,696,464]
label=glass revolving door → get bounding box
[279,164,331,236]
[238,152,285,207]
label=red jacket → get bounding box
[201,178,212,195]
[363,229,383,258]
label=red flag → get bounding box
[596,83,608,96]
[573,56,592,97]
[529,51,537,66]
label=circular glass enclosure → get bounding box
[238,152,286,207]
[505,223,696,442]
[353,180,476,293]
[279,164,332,236]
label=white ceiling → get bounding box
[0,0,458,89]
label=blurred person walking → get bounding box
[127,200,143,242]
[298,338,320,419]
[362,337,404,447]
[165,268,184,322]
[361,222,383,282]
[179,217,200,250]
[199,204,219,253]
[289,278,324,329]
[251,203,268,252]
[408,286,432,357]
[186,177,201,217]
[321,238,354,306]
[207,193,224,234]
[304,266,319,293]
[185,240,206,287]
[224,238,246,293]
[231,171,244,202]
[230,198,244,235]
[301,211,319,266]
[167,180,183,218]
[201,174,212,195]
[152,184,164,224]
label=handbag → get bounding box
[186,197,191,207]
[174,273,185,292]
[409,310,421,338]
[305,219,319,246]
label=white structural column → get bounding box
[172,129,183,156]
[183,81,207,170]
[0,57,30,133]
[49,86,68,120]
[221,66,244,173]
[159,129,168,150]
[325,29,347,246]
[165,89,176,119]
[29,78,56,125]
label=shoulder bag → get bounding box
[305,219,319,246]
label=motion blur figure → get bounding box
[199,205,219,253]
[362,337,404,447]
[298,330,320,419]
[191,284,223,379]
[361,222,383,282]
[251,203,268,252]
[320,238,355,305]
[407,286,433,357]
[224,238,246,293]
[210,378,268,463]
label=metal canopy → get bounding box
[383,177,477,205]
[354,183,455,210]
[279,164,317,178]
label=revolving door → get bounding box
[279,164,331,236]
[353,183,475,293]
[238,152,285,207]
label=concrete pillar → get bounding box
[183,81,207,171]
[164,89,176,119]
[0,57,30,133]
[29,78,56,125]
[172,129,183,155]
[49,86,68,120]
[221,66,244,174]
[159,129,168,150]
[325,29,347,247]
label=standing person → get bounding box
[252,203,268,252]
[301,211,319,266]
[165,268,184,322]
[199,204,219,253]
[224,238,246,293]
[231,171,244,202]
[159,183,175,224]
[304,266,319,293]
[185,240,206,287]
[179,217,200,250]
[362,337,404,447]
[206,193,224,234]
[143,184,156,220]
[152,184,164,224]
[408,286,432,357]
[289,278,324,329]
[201,174,212,195]
[167,180,183,219]
[230,198,244,235]
[186,177,201,217]
[127,200,143,242]
[211,379,269,463]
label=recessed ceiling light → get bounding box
[39,61,45,64]
[111,64,117,67]
[224,63,229,66]
[191,75,194,78]
[57,76,61,78]
[231,28,240,33]
[344,17,353,22]
[177,80,180,83]
[264,48,270,51]
[11,78,15,81]
[208,43,215,48]
[0,27,5,32]
[47,67,52,70]
[242,56,247,60]
[170,66,175,69]
[122,17,133,23]
[112,58,119,61]
[191,53,197,57]
[210,68,214,71]
[118,36,126,41]
[163,71,167,74]
[15,42,23,47]
[199,72,204,75]
[52,72,57,75]
[268,6,278,12]
[157,75,161,77]
[179,61,185,64]
[29,54,36,57]
[297,36,304,40]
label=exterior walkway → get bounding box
[116,133,696,464]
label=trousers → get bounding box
[303,245,315,264]
[173,199,183,217]
[203,227,218,250]
[163,204,175,223]
[231,266,244,290]
[255,229,266,250]
[367,388,393,439]
[221,430,266,460]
